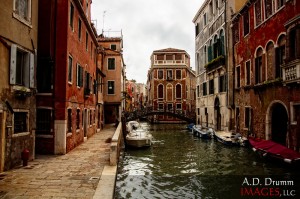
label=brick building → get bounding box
[0,0,38,171]
[147,48,196,123]
[98,33,126,124]
[232,0,300,150]
[36,0,99,154]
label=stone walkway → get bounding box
[0,125,117,199]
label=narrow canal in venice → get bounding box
[115,123,300,199]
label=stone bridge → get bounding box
[123,107,196,123]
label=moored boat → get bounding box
[249,137,300,164]
[214,131,248,146]
[186,123,195,132]
[126,121,153,148]
[192,125,214,139]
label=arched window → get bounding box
[208,40,213,62]
[158,84,164,99]
[204,46,207,65]
[213,35,219,58]
[255,47,264,84]
[220,29,225,55]
[275,34,286,78]
[176,84,182,99]
[266,41,275,80]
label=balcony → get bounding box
[154,60,186,65]
[282,59,300,84]
[204,55,225,73]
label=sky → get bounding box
[91,0,204,83]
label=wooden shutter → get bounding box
[208,46,212,62]
[29,52,35,88]
[10,44,17,84]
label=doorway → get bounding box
[271,103,288,146]
[214,97,221,130]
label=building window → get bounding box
[10,45,34,88]
[14,0,31,22]
[108,58,115,70]
[84,71,91,95]
[197,108,200,115]
[85,32,89,51]
[288,27,300,60]
[111,44,116,50]
[245,60,251,85]
[209,79,214,94]
[245,107,251,129]
[197,85,200,98]
[36,109,52,135]
[158,103,164,110]
[158,84,164,99]
[275,35,286,78]
[78,19,82,40]
[14,111,28,134]
[76,109,80,129]
[255,0,262,26]
[266,42,275,80]
[167,70,173,80]
[203,82,207,96]
[219,75,226,92]
[76,64,83,87]
[277,0,286,9]
[203,13,207,26]
[255,48,264,84]
[176,70,181,79]
[158,70,163,79]
[236,66,241,88]
[176,103,182,110]
[265,0,274,19]
[68,56,73,83]
[243,10,250,36]
[107,81,115,95]
[70,2,74,29]
[67,109,72,133]
[176,84,181,99]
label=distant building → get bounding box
[98,33,126,124]
[232,0,300,150]
[147,48,196,123]
[36,0,99,154]
[0,0,38,171]
[193,0,247,131]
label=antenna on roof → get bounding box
[102,10,106,34]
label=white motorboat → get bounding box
[126,121,153,148]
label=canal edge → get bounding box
[93,165,117,199]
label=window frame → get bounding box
[13,110,29,134]
[107,80,115,95]
[13,0,32,26]
[68,55,73,84]
[158,70,164,79]
[36,108,52,135]
[108,58,116,70]
[236,65,241,88]
[69,2,74,30]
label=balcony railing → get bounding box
[154,60,186,65]
[204,55,225,73]
[282,59,300,84]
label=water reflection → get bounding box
[115,123,300,199]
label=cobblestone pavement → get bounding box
[0,124,116,199]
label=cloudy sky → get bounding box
[91,0,204,83]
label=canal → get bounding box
[115,123,300,199]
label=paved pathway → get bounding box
[0,124,117,199]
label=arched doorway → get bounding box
[214,97,221,130]
[271,103,288,146]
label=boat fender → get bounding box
[283,159,292,164]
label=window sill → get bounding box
[36,134,53,138]
[67,132,72,137]
[13,13,32,28]
[12,132,30,137]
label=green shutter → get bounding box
[208,46,212,62]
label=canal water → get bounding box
[115,123,300,199]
